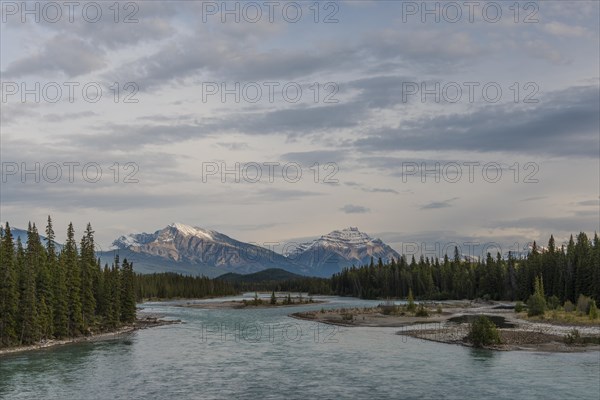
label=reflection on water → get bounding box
[448,315,516,328]
[1,296,598,400]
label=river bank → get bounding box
[0,316,180,357]
[291,301,600,352]
[179,299,326,309]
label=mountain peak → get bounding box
[290,227,399,274]
[167,222,215,240]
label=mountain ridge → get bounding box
[110,223,399,277]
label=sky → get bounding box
[1,0,599,259]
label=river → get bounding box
[1,294,599,400]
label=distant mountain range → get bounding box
[104,223,400,278]
[3,227,63,251]
[6,223,539,278]
[215,268,304,283]
[287,227,401,276]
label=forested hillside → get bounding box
[331,233,600,302]
[0,219,136,348]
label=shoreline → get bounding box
[290,302,600,353]
[179,299,326,309]
[0,316,180,357]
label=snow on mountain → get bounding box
[110,224,401,277]
[289,227,401,275]
[110,223,307,275]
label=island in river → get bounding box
[291,300,600,353]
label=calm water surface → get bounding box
[1,295,599,400]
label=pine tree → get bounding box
[120,259,136,324]
[63,223,83,336]
[79,224,97,330]
[30,223,53,340]
[0,223,19,347]
[47,217,69,338]
[18,224,41,344]
[106,256,122,328]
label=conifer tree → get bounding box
[63,223,83,335]
[0,223,19,347]
[120,259,136,323]
[47,217,69,338]
[18,224,41,344]
[80,224,97,330]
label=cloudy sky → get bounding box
[1,0,598,258]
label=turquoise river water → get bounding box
[1,294,599,400]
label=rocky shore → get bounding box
[0,316,180,356]
[291,301,600,352]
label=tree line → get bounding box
[135,273,236,299]
[331,232,600,302]
[226,277,332,295]
[0,218,136,348]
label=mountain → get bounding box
[6,223,405,278]
[215,268,304,283]
[106,223,308,277]
[1,226,63,250]
[288,227,401,276]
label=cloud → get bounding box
[520,196,547,202]
[216,142,250,151]
[577,199,600,206]
[488,215,598,234]
[543,22,591,38]
[363,188,399,194]
[3,36,106,78]
[340,204,370,214]
[354,85,600,158]
[523,40,569,65]
[281,150,347,165]
[420,198,459,210]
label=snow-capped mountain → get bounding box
[108,224,402,277]
[287,227,401,276]
[109,223,307,276]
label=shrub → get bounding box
[547,295,560,310]
[564,328,581,345]
[436,305,443,314]
[342,313,353,321]
[527,276,546,317]
[589,301,598,320]
[514,301,524,313]
[415,304,429,317]
[527,293,546,316]
[406,289,416,312]
[467,316,501,347]
[577,295,592,315]
[563,300,575,313]
[380,300,397,315]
